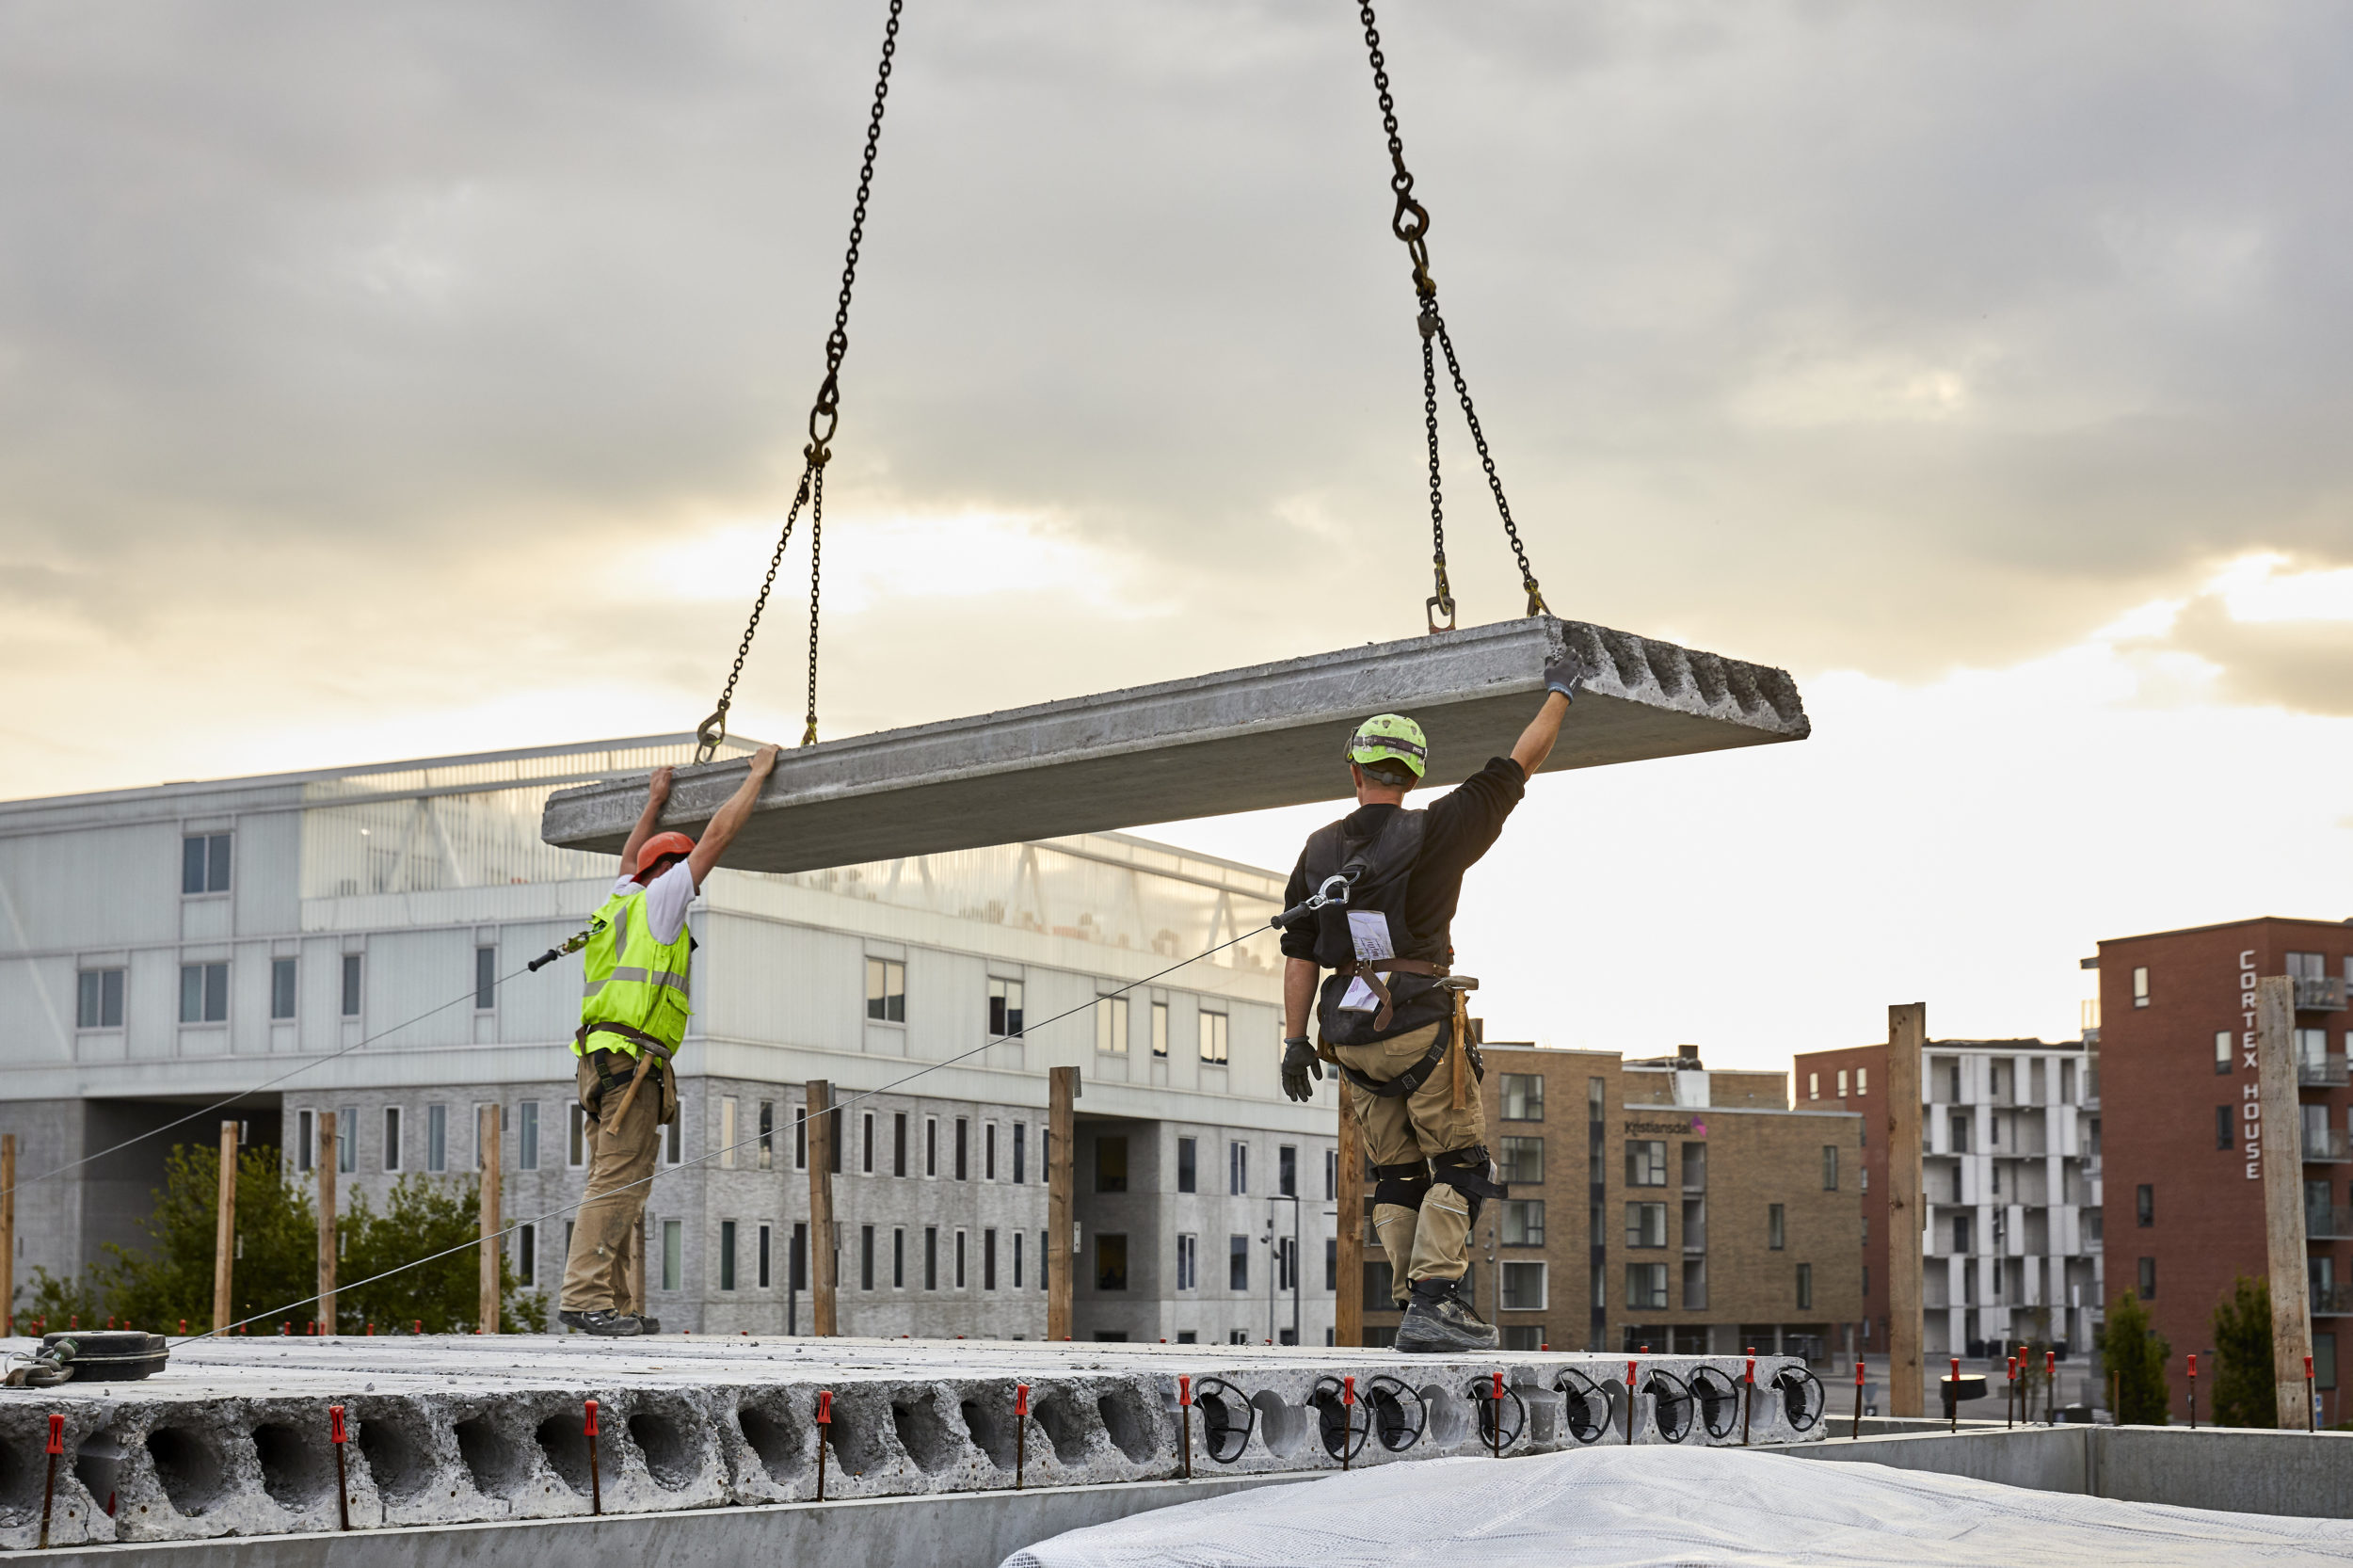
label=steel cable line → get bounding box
[167,922,1275,1345]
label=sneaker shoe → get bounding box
[561,1309,645,1337]
[1394,1280,1497,1354]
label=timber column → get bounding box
[478,1106,503,1335]
[1886,1003,1926,1418]
[808,1081,838,1336]
[317,1113,338,1333]
[213,1120,239,1333]
[1336,1102,1363,1348]
[1048,1066,1077,1340]
[2258,975,2315,1423]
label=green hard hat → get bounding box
[1345,712,1429,779]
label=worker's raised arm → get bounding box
[687,744,781,888]
[618,767,675,875]
[1509,656,1582,777]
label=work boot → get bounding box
[1394,1278,1497,1353]
[558,1308,645,1337]
[638,1316,662,1336]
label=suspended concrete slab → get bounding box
[539,616,1809,874]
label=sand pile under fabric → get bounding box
[1006,1445,2353,1568]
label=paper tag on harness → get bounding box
[1338,911,1397,1011]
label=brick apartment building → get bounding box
[1357,1044,1864,1360]
[1795,1037,2103,1366]
[2094,916,2353,1416]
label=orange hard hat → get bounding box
[634,831,696,879]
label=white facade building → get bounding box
[0,736,1340,1343]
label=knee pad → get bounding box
[1372,1158,1432,1212]
[1432,1144,1507,1205]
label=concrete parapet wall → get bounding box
[0,1337,1821,1549]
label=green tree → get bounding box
[2102,1290,2172,1424]
[335,1175,539,1335]
[2211,1274,2277,1428]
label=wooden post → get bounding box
[2,1133,15,1337]
[478,1105,503,1335]
[2258,974,2315,1424]
[1048,1066,1078,1341]
[213,1120,239,1333]
[317,1113,338,1334]
[1336,1100,1363,1348]
[808,1081,837,1336]
[1886,1003,1926,1418]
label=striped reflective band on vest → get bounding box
[581,968,689,999]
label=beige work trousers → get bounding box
[1333,1019,1485,1305]
[559,1053,660,1315]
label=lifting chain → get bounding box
[696,0,904,763]
[1355,0,1547,633]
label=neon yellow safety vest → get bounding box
[574,884,692,1060]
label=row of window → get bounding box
[78,954,371,1030]
[1805,1066,1871,1101]
[1105,1136,1337,1199]
[1128,1232,1333,1294]
[766,1104,1038,1184]
[870,962,1238,1063]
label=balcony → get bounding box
[2297,977,2348,1012]
[2313,1284,2353,1317]
[2305,1129,2353,1164]
[2310,1206,2353,1240]
[2303,1053,2350,1088]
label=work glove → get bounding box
[1542,652,1581,701]
[1281,1036,1323,1102]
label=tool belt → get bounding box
[577,1025,677,1121]
[1333,956,1449,1032]
[1332,1020,1459,1100]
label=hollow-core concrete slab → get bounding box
[538,617,1809,874]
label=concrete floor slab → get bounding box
[0,1336,1820,1550]
[539,617,1809,874]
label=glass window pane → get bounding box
[183,836,207,894]
[102,969,124,1028]
[342,954,362,1017]
[663,1219,683,1291]
[475,947,497,1010]
[206,835,232,892]
[204,963,228,1022]
[180,965,203,1023]
[271,958,297,1020]
[78,970,99,1029]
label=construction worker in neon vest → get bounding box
[1277,655,1577,1352]
[558,744,778,1336]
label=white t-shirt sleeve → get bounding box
[641,859,698,946]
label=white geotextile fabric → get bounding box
[1004,1448,2353,1568]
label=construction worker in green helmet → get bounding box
[1277,654,1579,1352]
[558,744,779,1336]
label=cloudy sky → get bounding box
[8,1,2351,1069]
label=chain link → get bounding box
[696,0,904,761]
[1355,0,1545,626]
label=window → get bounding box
[1324,1148,1337,1202]
[179,962,229,1024]
[339,1106,357,1173]
[2136,1184,2153,1227]
[474,946,497,1011]
[1822,1146,1839,1191]
[2218,1106,2233,1150]
[757,1102,775,1171]
[984,1228,998,1289]
[1768,1203,1785,1250]
[1096,1135,1128,1193]
[1836,1068,1849,1097]
[662,1220,683,1291]
[1325,1237,1337,1291]
[1279,1144,1298,1197]
[720,1097,739,1169]
[1683,1196,1705,1252]
[340,954,361,1017]
[2291,951,2328,981]
[2300,1028,2331,1070]
[1949,1112,1970,1155]
[1625,1140,1666,1187]
[924,1227,939,1290]
[1807,1072,1819,1101]
[793,1105,808,1172]
[1502,1199,1545,1246]
[1497,1261,1546,1311]
[2133,966,2150,1008]
[1228,1141,1248,1195]
[720,1221,738,1291]
[1199,1010,1228,1064]
[297,1110,314,1172]
[1151,1000,1169,1058]
[1856,1067,1868,1096]
[1625,1262,1668,1310]
[894,1112,909,1176]
[2217,1032,2233,1075]
[955,1117,969,1181]
[955,1229,968,1288]
[893,1227,906,1288]
[1500,1074,1544,1121]
[1096,1234,1128,1290]
[1796,1262,1813,1310]
[270,958,297,1020]
[181,832,232,894]
[76,968,125,1030]
[988,976,1025,1037]
[1276,1237,1296,1291]
[1682,1143,1706,1191]
[519,1101,539,1170]
[1625,1202,1668,1249]
[857,1225,875,1290]
[1499,1136,1545,1184]
[1096,994,1129,1054]
[926,1116,938,1177]
[1014,1231,1024,1289]
[568,1104,586,1168]
[1952,1212,1974,1253]
[383,1107,403,1171]
[1177,1137,1197,1193]
[1229,1235,1249,1291]
[866,956,906,1022]
[984,1121,997,1180]
[519,1224,536,1288]
[1013,1121,1026,1184]
[1682,1256,1707,1309]
[426,1104,448,1172]
[759,1224,772,1288]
